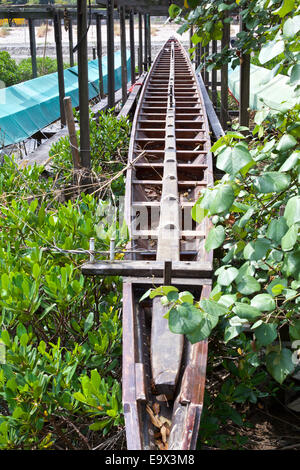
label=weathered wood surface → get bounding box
[82,260,212,278]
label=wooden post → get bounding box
[107,0,115,108]
[220,16,230,130]
[64,96,80,169]
[239,15,250,127]
[138,13,143,75]
[147,14,151,68]
[68,18,74,67]
[28,18,37,79]
[53,11,66,126]
[204,44,209,89]
[129,10,135,85]
[143,14,148,72]
[77,0,91,169]
[212,40,217,108]
[119,5,128,104]
[96,14,104,99]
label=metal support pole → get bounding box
[107,0,115,108]
[239,15,250,128]
[53,11,66,126]
[204,44,209,89]
[77,0,91,169]
[138,13,143,75]
[68,18,74,67]
[28,18,37,79]
[221,16,230,130]
[143,14,148,72]
[119,5,128,104]
[129,9,135,85]
[96,14,104,99]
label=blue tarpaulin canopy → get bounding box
[0,50,131,147]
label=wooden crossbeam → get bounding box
[82,260,212,278]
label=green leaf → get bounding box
[89,419,112,431]
[290,64,300,85]
[216,144,253,175]
[167,290,179,302]
[217,267,239,286]
[282,249,300,279]
[179,291,194,304]
[205,225,225,251]
[84,312,94,334]
[258,39,284,64]
[283,15,300,38]
[243,238,271,261]
[236,275,261,295]
[200,299,228,317]
[224,324,243,343]
[266,277,288,296]
[266,348,295,384]
[186,310,219,343]
[169,4,181,18]
[279,150,299,171]
[284,196,300,227]
[1,330,10,347]
[20,333,29,347]
[273,0,295,18]
[168,302,202,334]
[267,217,289,244]
[254,172,291,193]
[191,199,208,223]
[208,185,235,215]
[281,224,298,251]
[250,294,275,312]
[255,323,277,346]
[276,133,297,152]
[234,303,262,321]
[289,320,300,341]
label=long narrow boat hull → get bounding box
[122,38,213,450]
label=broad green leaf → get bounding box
[284,196,300,227]
[289,320,300,341]
[250,294,275,312]
[281,224,298,251]
[276,133,297,152]
[266,348,295,384]
[273,0,295,17]
[266,277,288,296]
[255,323,277,346]
[290,64,300,85]
[234,303,262,321]
[258,39,284,64]
[254,172,291,193]
[186,311,219,343]
[282,249,300,279]
[20,333,29,347]
[191,199,208,223]
[205,225,225,251]
[169,4,181,18]
[266,217,288,244]
[283,15,300,38]
[243,238,271,261]
[207,185,235,215]
[1,330,10,347]
[168,302,202,334]
[279,150,299,171]
[236,275,261,295]
[179,291,194,304]
[224,324,243,343]
[200,299,228,317]
[216,144,253,175]
[217,267,239,286]
[167,290,179,302]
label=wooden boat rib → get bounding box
[121,37,214,450]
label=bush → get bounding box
[0,51,19,87]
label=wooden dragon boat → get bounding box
[83,37,214,450]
